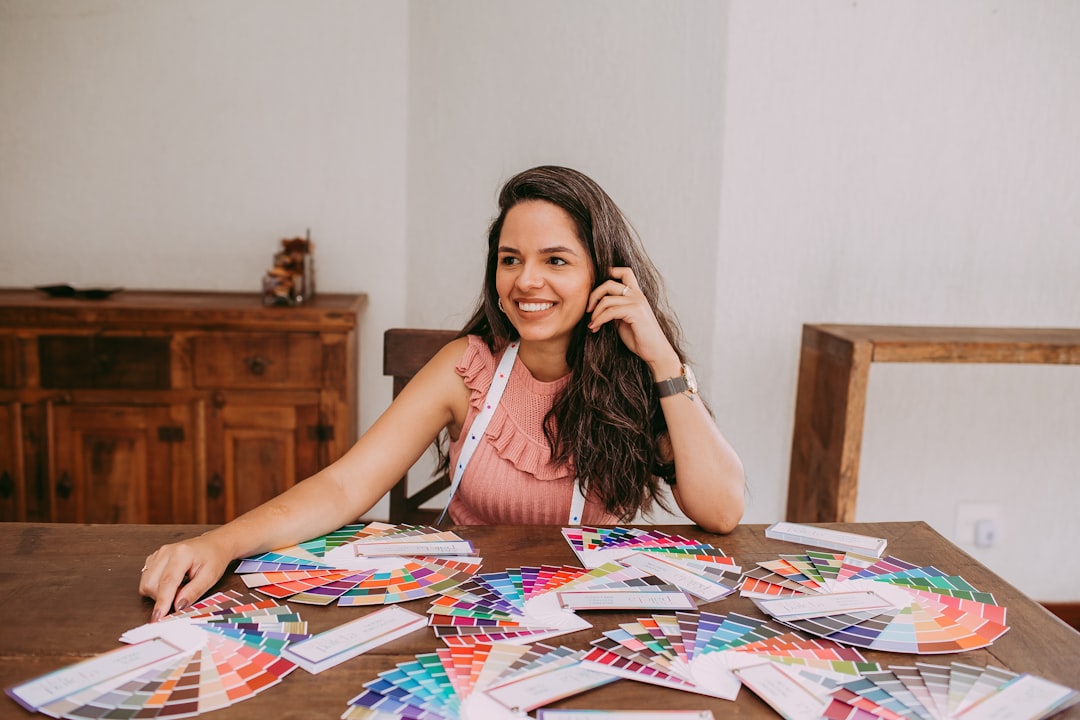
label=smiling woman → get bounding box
[138,165,745,621]
[442,165,745,530]
[494,200,595,360]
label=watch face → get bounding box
[683,364,698,394]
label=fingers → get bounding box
[151,577,181,623]
[139,549,182,622]
[588,268,676,365]
[171,563,219,618]
[606,266,639,291]
[587,268,639,313]
[139,541,225,622]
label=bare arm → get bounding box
[139,337,471,619]
[588,268,745,533]
[654,374,745,533]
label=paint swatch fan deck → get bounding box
[236,522,482,606]
[7,591,308,718]
[741,551,1009,653]
[561,526,744,602]
[342,641,617,720]
[579,610,880,703]
[824,661,1079,720]
[429,561,697,646]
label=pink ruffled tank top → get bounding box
[447,335,619,525]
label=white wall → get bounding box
[715,1,1080,601]
[404,1,726,362]
[1,0,1077,600]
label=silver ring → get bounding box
[140,565,149,573]
[620,285,630,296]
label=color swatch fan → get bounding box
[342,641,617,720]
[824,661,1079,720]
[562,526,743,602]
[579,610,879,702]
[8,591,308,718]
[236,522,482,606]
[429,561,688,646]
[740,551,1009,654]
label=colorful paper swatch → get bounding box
[429,562,690,646]
[562,526,737,570]
[562,526,743,603]
[537,713,716,720]
[236,522,482,606]
[823,661,1079,720]
[282,606,427,674]
[578,610,879,702]
[741,551,1009,654]
[342,641,617,720]
[8,591,307,718]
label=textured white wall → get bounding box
[716,2,1080,600]
[2,1,1077,600]
[404,1,726,367]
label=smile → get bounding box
[517,302,554,312]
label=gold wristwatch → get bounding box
[656,363,698,397]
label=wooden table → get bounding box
[2,522,1078,718]
[786,324,1080,523]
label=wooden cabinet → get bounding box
[0,289,364,524]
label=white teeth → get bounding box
[518,302,553,312]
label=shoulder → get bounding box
[423,335,473,377]
[416,335,499,392]
[453,334,500,377]
[386,335,473,431]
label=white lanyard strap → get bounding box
[568,479,586,526]
[437,341,519,525]
[437,340,586,526]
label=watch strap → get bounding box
[656,374,690,398]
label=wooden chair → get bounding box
[383,328,459,524]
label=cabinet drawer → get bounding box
[193,333,323,389]
[39,335,171,389]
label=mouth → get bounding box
[516,301,554,313]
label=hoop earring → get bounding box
[498,299,505,313]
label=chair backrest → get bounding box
[382,328,459,524]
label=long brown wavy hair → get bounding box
[440,165,694,520]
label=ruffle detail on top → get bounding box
[455,335,497,413]
[455,335,572,482]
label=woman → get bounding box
[140,165,744,620]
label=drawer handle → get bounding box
[244,356,272,376]
[0,471,12,499]
[56,472,73,500]
[207,472,224,500]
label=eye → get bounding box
[548,257,568,266]
[499,256,520,266]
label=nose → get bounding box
[515,260,544,290]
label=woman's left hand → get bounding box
[587,267,679,369]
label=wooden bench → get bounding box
[786,324,1080,522]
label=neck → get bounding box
[516,339,571,382]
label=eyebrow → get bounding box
[497,245,581,256]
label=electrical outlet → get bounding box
[955,503,1001,548]
[974,518,997,548]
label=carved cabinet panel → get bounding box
[47,404,194,524]
[0,289,364,524]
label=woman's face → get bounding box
[495,200,595,348]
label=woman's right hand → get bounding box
[138,533,232,622]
